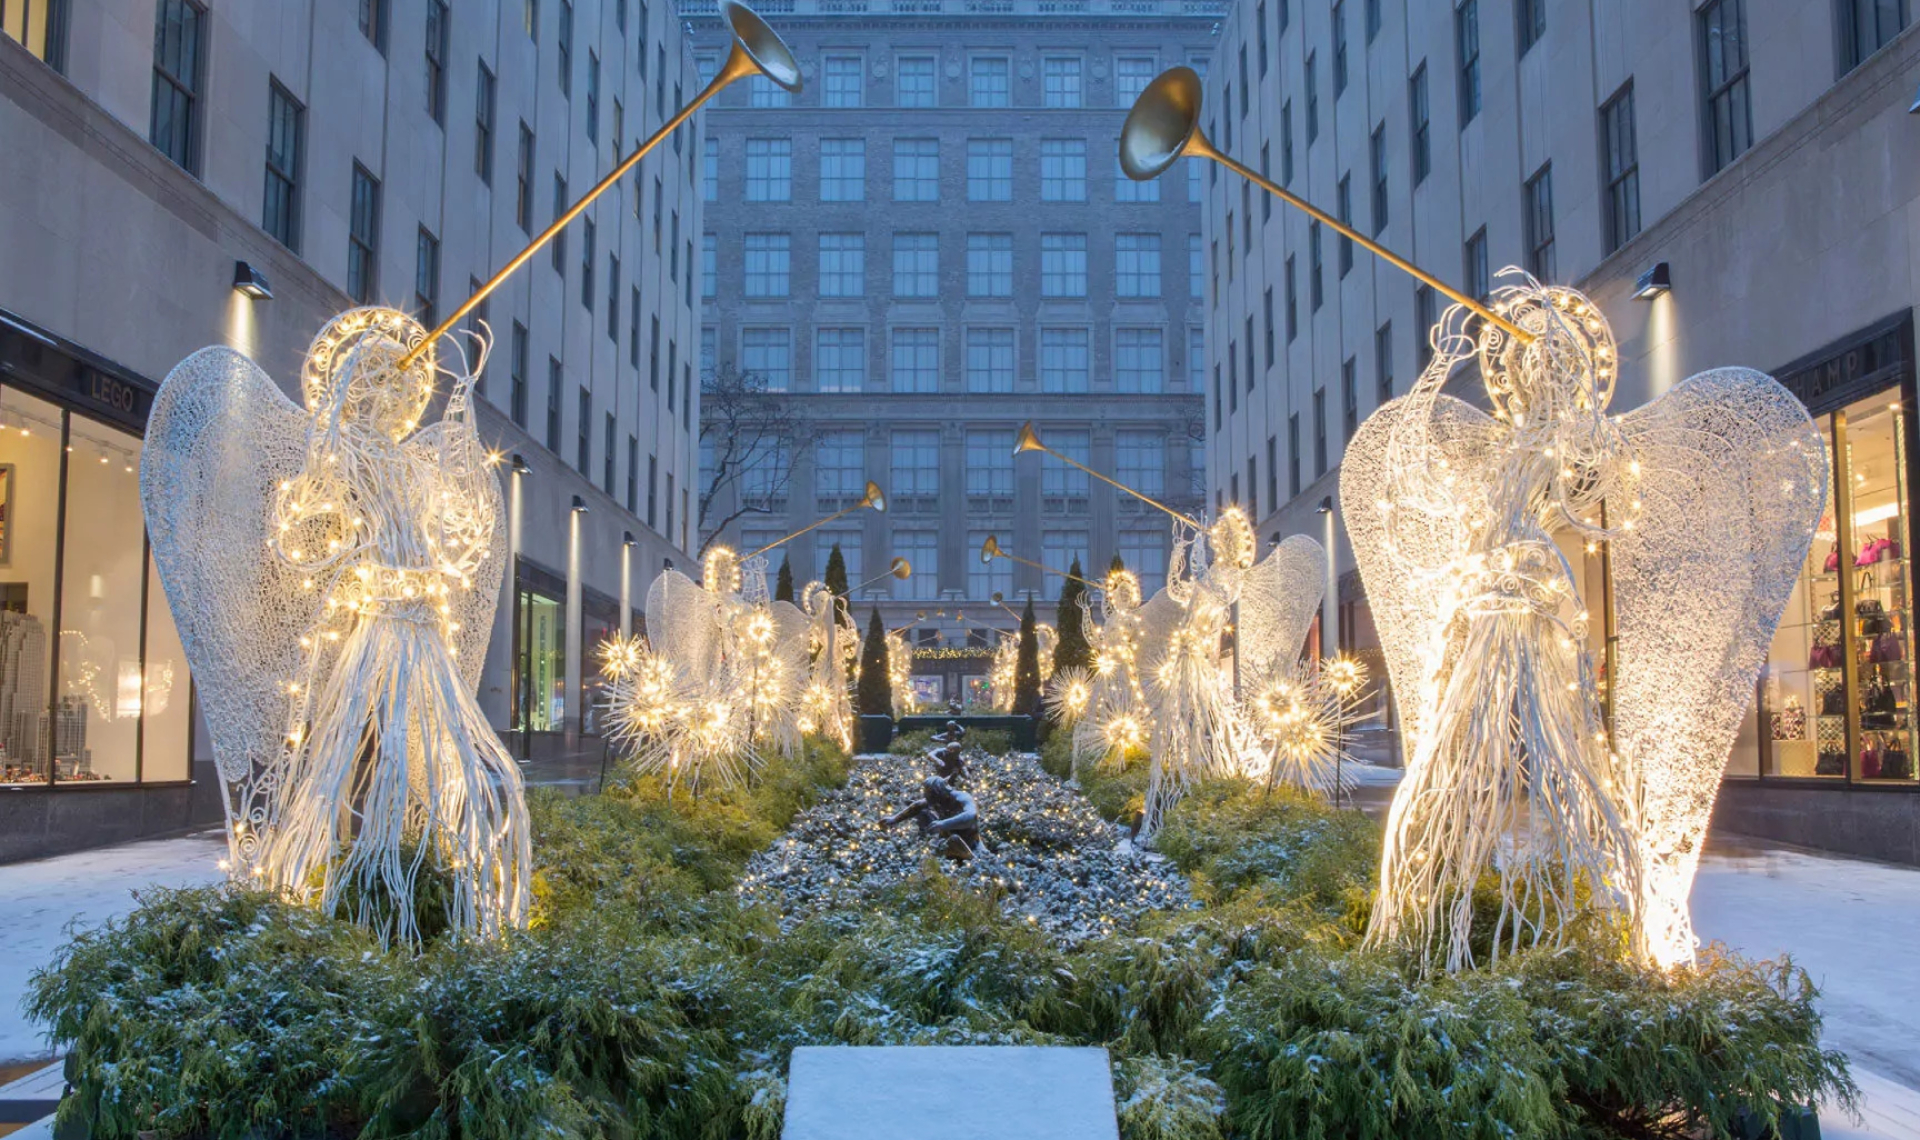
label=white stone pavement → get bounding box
[0,828,1915,1137]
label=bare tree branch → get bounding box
[696,363,808,559]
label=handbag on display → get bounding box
[1863,682,1898,728]
[1819,594,1843,622]
[1862,740,1882,778]
[1810,641,1843,669]
[1770,697,1807,740]
[1882,744,1913,780]
[1817,748,1847,775]
[1825,546,1841,573]
[1859,599,1893,636]
[1874,538,1903,564]
[1871,632,1906,663]
[1821,685,1848,716]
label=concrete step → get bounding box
[783,1046,1118,1140]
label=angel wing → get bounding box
[1608,367,1827,962]
[405,418,509,692]
[1236,534,1326,685]
[141,348,315,844]
[1338,392,1500,753]
[646,569,724,677]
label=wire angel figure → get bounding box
[141,308,527,944]
[1342,273,1826,971]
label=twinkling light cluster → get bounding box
[1341,273,1826,972]
[1245,655,1369,798]
[606,553,858,790]
[142,308,528,944]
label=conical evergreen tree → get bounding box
[856,607,893,717]
[1013,598,1042,718]
[1109,552,1127,576]
[1052,558,1094,674]
[824,543,851,620]
[774,555,795,603]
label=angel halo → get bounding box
[1342,271,1826,972]
[141,307,527,944]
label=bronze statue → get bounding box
[932,719,966,745]
[932,742,968,786]
[882,776,982,859]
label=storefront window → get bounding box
[0,384,190,787]
[518,587,564,733]
[1755,392,1918,784]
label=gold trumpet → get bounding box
[980,534,1102,587]
[400,0,801,369]
[1015,421,1202,528]
[1119,67,1534,345]
[853,557,913,592]
[743,481,887,560]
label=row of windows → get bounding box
[701,50,1189,110]
[721,231,1181,301]
[720,136,1205,205]
[708,324,1205,394]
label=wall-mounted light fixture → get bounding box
[510,453,530,476]
[571,495,589,513]
[231,261,273,300]
[1909,84,1920,113]
[623,530,636,547]
[1315,496,1334,515]
[1633,261,1672,300]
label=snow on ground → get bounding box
[0,833,227,1065]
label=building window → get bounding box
[1287,412,1301,495]
[1601,82,1641,253]
[551,174,567,270]
[1409,65,1431,186]
[1115,328,1164,393]
[1464,227,1488,300]
[1415,285,1436,370]
[890,430,941,502]
[1342,357,1358,440]
[524,0,537,38]
[744,233,790,297]
[820,138,866,201]
[414,226,440,326]
[965,429,1016,510]
[507,322,529,426]
[1189,328,1206,390]
[1375,322,1393,402]
[625,435,638,512]
[606,255,620,341]
[824,54,863,107]
[1257,1,1270,75]
[745,138,792,201]
[1284,256,1298,342]
[515,123,534,232]
[1333,0,1349,94]
[1189,158,1205,203]
[1333,175,1356,276]
[1365,0,1382,40]
[1517,0,1545,54]
[649,317,660,391]
[1279,101,1295,185]
[1120,531,1167,595]
[263,81,304,251]
[580,218,596,309]
[819,233,866,296]
[967,233,1014,297]
[1044,430,1091,506]
[472,62,496,184]
[1525,164,1555,280]
[967,139,1014,201]
[895,531,938,599]
[966,328,1016,393]
[897,54,936,107]
[1189,234,1205,299]
[892,233,939,297]
[1263,288,1275,366]
[1700,0,1753,175]
[969,55,1011,107]
[750,63,790,107]
[1115,234,1161,298]
[1304,52,1319,141]
[702,138,718,200]
[1114,55,1156,106]
[1840,0,1907,72]
[556,0,572,95]
[742,327,792,391]
[347,163,380,303]
[1370,123,1389,234]
[1040,139,1088,201]
[891,328,940,392]
[700,326,718,375]
[1043,56,1082,107]
[816,430,866,505]
[1115,155,1160,203]
[630,286,643,368]
[1456,0,1480,125]
[576,387,592,474]
[1116,431,1166,497]
[702,233,718,298]
[893,138,939,201]
[1309,223,1324,310]
[426,0,449,124]
[1313,387,1328,476]
[1041,233,1088,297]
[358,0,387,52]
[646,454,658,527]
[1040,328,1090,393]
[815,328,865,392]
[545,358,563,450]
[584,50,600,141]
[150,0,204,174]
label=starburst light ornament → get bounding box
[1342,272,1826,971]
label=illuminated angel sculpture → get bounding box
[795,581,858,750]
[1342,274,1825,971]
[141,308,526,943]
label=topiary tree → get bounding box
[1052,558,1094,674]
[856,607,893,717]
[774,555,795,603]
[1013,598,1042,718]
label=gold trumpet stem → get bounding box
[996,550,1101,588]
[742,499,869,561]
[1199,143,1535,346]
[399,55,750,370]
[1053,451,1202,529]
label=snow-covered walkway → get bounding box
[1,827,1917,1136]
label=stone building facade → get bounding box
[0,0,703,858]
[1201,0,1920,861]
[693,0,1213,704]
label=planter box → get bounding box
[857,716,895,753]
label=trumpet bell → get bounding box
[1119,66,1204,181]
[863,480,887,512]
[1014,421,1046,454]
[718,0,802,92]
[980,535,1003,564]
[891,557,912,580]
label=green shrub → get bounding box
[892,727,1015,757]
[1114,1055,1226,1140]
[1038,730,1075,779]
[889,729,938,757]
[1153,779,1379,920]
